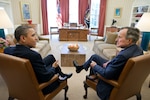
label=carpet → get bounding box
[48,38,95,65]
[48,36,99,100]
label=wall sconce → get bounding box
[0,8,13,39]
[136,13,150,51]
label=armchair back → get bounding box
[0,53,68,100]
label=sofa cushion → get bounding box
[97,43,117,52]
[94,40,105,48]
[103,49,117,60]
[38,40,49,44]
[31,40,50,58]
[104,32,118,44]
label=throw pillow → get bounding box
[104,32,118,44]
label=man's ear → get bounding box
[20,35,26,42]
[128,38,133,43]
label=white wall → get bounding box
[105,0,135,27]
[11,0,42,34]
[133,0,150,7]
[105,0,150,27]
[11,0,40,25]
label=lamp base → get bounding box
[141,32,150,51]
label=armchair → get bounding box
[83,54,150,100]
[0,53,68,100]
[69,23,77,27]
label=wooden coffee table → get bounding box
[61,44,86,67]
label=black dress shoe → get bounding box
[65,73,73,79]
[73,60,83,73]
[86,75,97,81]
[59,73,73,82]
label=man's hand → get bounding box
[52,60,59,68]
[90,61,97,68]
[103,61,110,68]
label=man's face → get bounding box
[20,28,38,48]
[116,29,131,48]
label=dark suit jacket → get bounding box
[4,45,55,83]
[4,45,60,94]
[93,44,143,100]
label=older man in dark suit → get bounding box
[73,27,143,100]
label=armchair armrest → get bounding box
[97,74,120,88]
[38,35,49,41]
[94,38,105,43]
[94,38,105,41]
[39,74,59,90]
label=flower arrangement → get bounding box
[0,38,9,49]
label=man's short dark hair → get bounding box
[14,25,32,42]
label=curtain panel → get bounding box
[98,0,107,36]
[41,0,49,35]
[78,0,89,25]
[60,0,69,24]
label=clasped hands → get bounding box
[90,61,109,68]
[52,60,59,68]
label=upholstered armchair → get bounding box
[69,23,77,27]
[83,54,150,100]
[0,53,69,100]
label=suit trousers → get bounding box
[83,54,108,75]
[42,54,61,94]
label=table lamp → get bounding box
[0,8,13,39]
[136,13,150,51]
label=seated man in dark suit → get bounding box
[4,25,72,95]
[73,27,143,100]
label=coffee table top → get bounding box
[61,44,85,54]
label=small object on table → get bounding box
[27,19,32,24]
[68,44,79,52]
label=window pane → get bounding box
[69,0,78,23]
[90,0,100,28]
[47,0,57,28]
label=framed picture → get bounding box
[114,8,122,17]
[20,2,31,21]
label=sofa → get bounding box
[6,34,51,58]
[93,31,150,60]
[93,32,119,60]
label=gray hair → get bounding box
[121,27,140,43]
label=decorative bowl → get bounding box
[68,44,79,52]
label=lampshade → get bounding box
[0,8,13,28]
[135,13,150,32]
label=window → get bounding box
[69,0,79,23]
[90,0,100,28]
[47,0,100,28]
[47,0,57,28]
